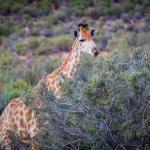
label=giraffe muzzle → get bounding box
[92,48,99,57]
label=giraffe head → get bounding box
[74,23,99,57]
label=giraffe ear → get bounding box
[91,29,97,36]
[74,30,78,38]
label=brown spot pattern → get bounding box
[19,119,27,128]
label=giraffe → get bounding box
[45,23,98,97]
[0,23,99,149]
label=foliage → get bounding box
[0,19,21,36]
[0,0,150,149]
[0,52,11,67]
[11,48,149,149]
[36,35,73,55]
[8,79,28,92]
[12,34,73,55]
[0,0,149,20]
[44,58,61,74]
[15,37,40,54]
[60,48,149,149]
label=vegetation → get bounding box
[47,48,149,149]
[0,0,150,149]
[11,48,150,149]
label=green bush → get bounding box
[16,48,149,149]
[24,67,38,86]
[33,49,150,149]
[47,16,59,26]
[0,78,32,104]
[0,19,21,36]
[15,37,40,54]
[69,0,94,16]
[8,79,28,91]
[1,91,20,104]
[15,43,28,54]
[11,2,24,13]
[0,0,26,14]
[0,24,10,36]
[36,35,73,55]
[51,35,73,52]
[0,1,13,14]
[28,37,40,49]
[0,52,11,67]
[44,58,61,73]
[0,75,29,103]
[22,6,39,17]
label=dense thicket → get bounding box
[16,48,149,149]
[0,1,149,149]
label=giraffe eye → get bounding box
[80,39,85,42]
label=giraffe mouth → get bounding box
[93,51,99,57]
[92,48,99,57]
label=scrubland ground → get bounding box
[0,0,150,149]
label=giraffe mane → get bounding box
[60,40,77,71]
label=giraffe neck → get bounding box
[45,39,82,96]
[60,40,82,79]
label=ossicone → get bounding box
[78,23,89,28]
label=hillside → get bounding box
[0,0,150,149]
